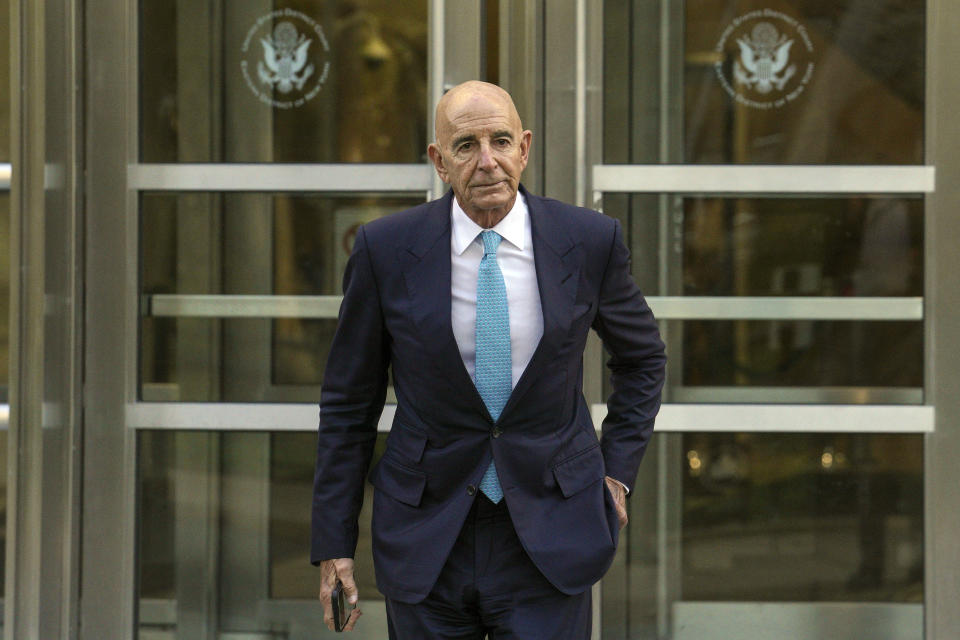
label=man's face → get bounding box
[428,90,532,220]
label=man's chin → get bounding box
[468,187,515,209]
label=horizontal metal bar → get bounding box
[670,387,923,405]
[128,163,434,192]
[673,602,921,640]
[594,403,934,432]
[147,294,342,318]
[126,403,396,431]
[0,163,10,190]
[144,294,923,321]
[650,296,923,320]
[593,165,935,194]
[126,402,932,433]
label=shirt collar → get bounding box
[451,192,528,256]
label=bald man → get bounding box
[312,81,665,638]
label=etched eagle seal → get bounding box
[257,21,315,94]
[733,22,796,94]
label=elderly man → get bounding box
[312,81,665,638]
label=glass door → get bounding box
[590,1,928,638]
[132,1,446,637]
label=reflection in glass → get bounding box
[0,194,9,388]
[602,433,923,637]
[140,192,421,400]
[0,0,8,164]
[602,195,924,392]
[270,432,385,599]
[604,0,924,164]
[141,193,422,296]
[140,0,427,163]
[680,433,923,602]
[681,320,922,388]
[606,195,923,298]
[141,317,345,402]
[680,197,922,297]
[138,431,385,637]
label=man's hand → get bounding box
[319,558,362,632]
[605,476,628,529]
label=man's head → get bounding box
[427,81,532,228]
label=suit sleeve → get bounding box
[591,219,666,492]
[311,226,390,563]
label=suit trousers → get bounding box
[384,495,592,640]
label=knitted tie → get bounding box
[475,230,510,503]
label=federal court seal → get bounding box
[714,9,815,109]
[240,9,331,109]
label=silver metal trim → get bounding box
[126,402,933,433]
[593,403,934,433]
[648,296,923,320]
[128,163,434,192]
[143,294,922,321]
[925,1,960,637]
[575,0,587,207]
[147,294,342,318]
[673,602,922,640]
[428,0,444,200]
[126,403,395,432]
[0,163,10,190]
[593,165,936,194]
[670,387,923,405]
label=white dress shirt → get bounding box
[450,193,543,389]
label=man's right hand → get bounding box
[319,558,362,632]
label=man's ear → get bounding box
[427,143,449,183]
[518,130,532,170]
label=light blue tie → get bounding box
[475,230,509,503]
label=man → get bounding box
[312,81,665,638]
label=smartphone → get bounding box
[331,579,348,632]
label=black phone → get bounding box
[331,579,348,632]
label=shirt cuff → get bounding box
[606,476,630,495]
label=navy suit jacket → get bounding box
[311,186,666,603]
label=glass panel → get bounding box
[601,193,924,397]
[680,320,923,388]
[0,194,9,389]
[0,0,8,165]
[601,433,923,638]
[270,432,379,599]
[140,192,421,401]
[140,0,428,163]
[138,430,386,638]
[603,0,925,164]
[606,195,923,297]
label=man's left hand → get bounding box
[605,476,628,529]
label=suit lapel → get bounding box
[401,191,492,419]
[500,187,581,418]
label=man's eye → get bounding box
[458,143,472,151]
[496,139,510,147]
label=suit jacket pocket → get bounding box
[369,456,427,507]
[387,422,429,463]
[552,444,604,498]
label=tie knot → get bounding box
[480,230,502,256]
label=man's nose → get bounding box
[477,142,497,171]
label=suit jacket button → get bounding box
[467,485,477,496]
[492,428,502,438]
